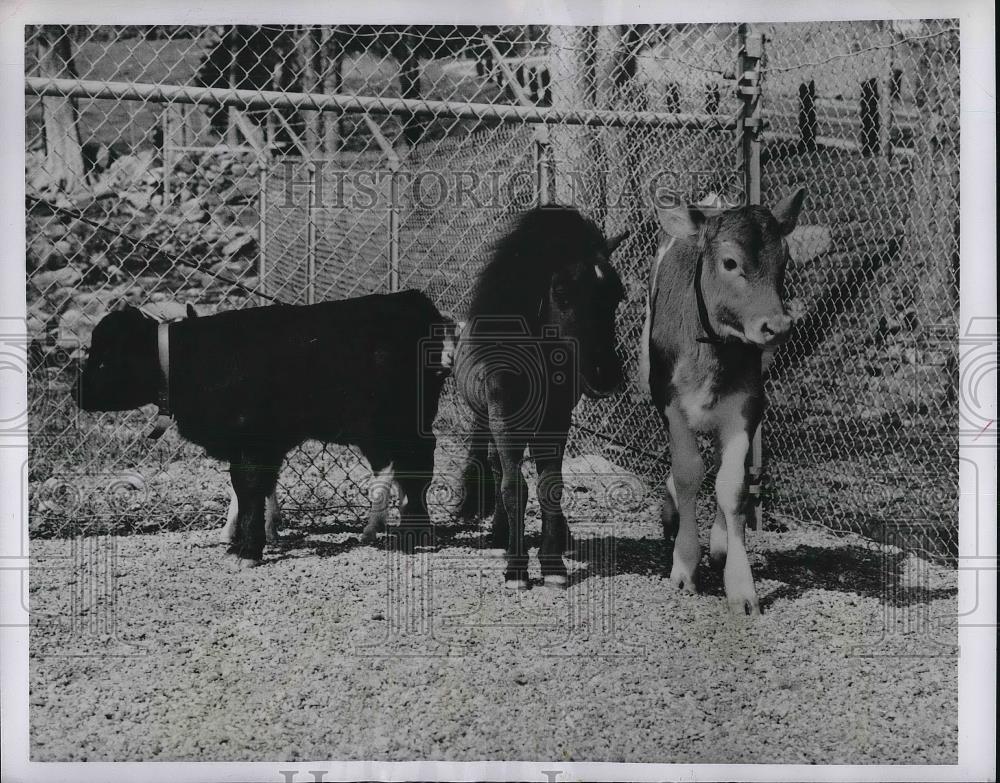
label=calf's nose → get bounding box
[749,313,793,346]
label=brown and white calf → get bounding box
[640,188,806,615]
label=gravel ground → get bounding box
[29,502,957,764]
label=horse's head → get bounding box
[546,229,628,399]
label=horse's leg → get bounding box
[491,425,528,589]
[664,404,704,592]
[487,439,508,550]
[530,437,570,587]
[228,452,280,565]
[715,414,760,616]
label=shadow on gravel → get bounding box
[754,544,957,607]
[564,535,956,610]
[265,518,490,563]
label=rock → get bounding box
[32,267,82,291]
[123,191,151,211]
[222,233,254,258]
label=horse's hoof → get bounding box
[542,573,568,588]
[504,578,530,591]
[233,556,263,569]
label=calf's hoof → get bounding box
[359,526,379,545]
[727,594,761,617]
[668,565,697,593]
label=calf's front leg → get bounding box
[361,464,395,544]
[222,486,281,545]
[715,420,760,616]
[664,403,704,593]
[228,457,279,565]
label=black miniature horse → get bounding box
[455,205,628,588]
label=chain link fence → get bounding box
[24,22,958,562]
[757,20,960,560]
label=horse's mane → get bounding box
[467,205,609,321]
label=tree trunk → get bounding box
[297,25,321,156]
[320,27,343,155]
[396,43,423,146]
[225,26,239,146]
[36,25,84,193]
[548,26,598,209]
[596,25,645,235]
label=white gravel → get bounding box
[29,505,957,763]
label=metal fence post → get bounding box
[533,136,551,207]
[306,161,317,305]
[258,158,268,304]
[388,166,400,292]
[737,23,767,531]
[161,108,172,204]
[361,115,402,293]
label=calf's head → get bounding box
[657,188,806,348]
[75,305,158,412]
[546,230,628,398]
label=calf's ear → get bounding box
[773,187,807,235]
[186,303,199,319]
[655,205,707,239]
[606,231,629,255]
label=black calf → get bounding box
[77,291,455,563]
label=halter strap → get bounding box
[147,322,172,440]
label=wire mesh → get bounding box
[757,20,959,560]
[24,22,958,564]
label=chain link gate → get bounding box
[24,22,958,565]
